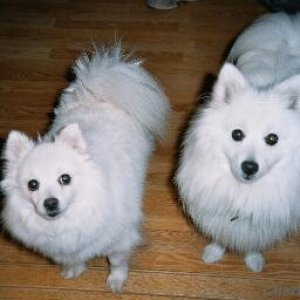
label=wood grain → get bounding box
[1,0,299,299]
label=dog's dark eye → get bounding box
[58,174,71,185]
[28,179,39,191]
[232,129,245,142]
[265,133,278,146]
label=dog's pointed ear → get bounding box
[212,63,248,106]
[274,73,300,110]
[55,123,87,153]
[5,131,34,164]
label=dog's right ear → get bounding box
[212,63,248,106]
[274,73,300,110]
[5,131,34,164]
[55,123,87,154]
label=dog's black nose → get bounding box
[241,161,259,177]
[44,197,59,212]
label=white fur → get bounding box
[202,243,225,264]
[1,45,170,292]
[176,13,300,271]
[244,252,265,273]
[228,12,300,88]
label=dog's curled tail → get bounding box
[60,44,170,141]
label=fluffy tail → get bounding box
[58,44,170,140]
[227,13,300,87]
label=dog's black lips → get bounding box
[244,174,254,181]
[47,211,60,218]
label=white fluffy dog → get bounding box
[1,45,170,292]
[176,13,300,272]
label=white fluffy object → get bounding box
[176,13,300,272]
[1,45,170,292]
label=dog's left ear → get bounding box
[274,73,300,110]
[55,123,87,153]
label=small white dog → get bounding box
[176,13,300,272]
[1,45,170,292]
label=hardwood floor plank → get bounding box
[0,287,202,300]
[1,265,299,300]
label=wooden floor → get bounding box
[1,0,300,299]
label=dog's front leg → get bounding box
[107,251,131,293]
[61,262,87,279]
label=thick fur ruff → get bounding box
[176,13,300,265]
[1,45,170,292]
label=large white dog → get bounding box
[176,13,300,272]
[1,45,170,292]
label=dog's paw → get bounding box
[244,252,265,272]
[202,243,226,263]
[61,263,86,279]
[107,271,128,293]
